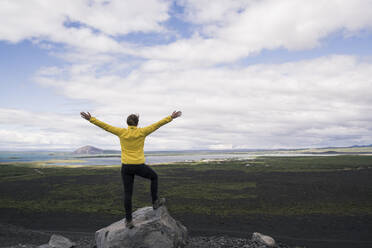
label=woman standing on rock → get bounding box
[80,110,182,229]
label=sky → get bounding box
[1,0,372,151]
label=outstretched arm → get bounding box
[80,111,123,136]
[142,110,182,136]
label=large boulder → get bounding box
[49,234,76,248]
[252,232,276,247]
[95,205,188,248]
[37,234,75,248]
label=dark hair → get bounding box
[127,114,139,126]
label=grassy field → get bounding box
[1,156,372,216]
[1,155,372,247]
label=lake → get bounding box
[0,150,337,166]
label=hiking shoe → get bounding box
[153,197,166,210]
[125,220,134,229]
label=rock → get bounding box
[3,245,38,248]
[48,234,76,248]
[37,244,52,248]
[252,232,275,247]
[95,205,188,248]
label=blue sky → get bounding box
[0,41,67,112]
[1,0,372,151]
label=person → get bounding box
[80,110,182,229]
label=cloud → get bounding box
[3,0,372,64]
[142,0,372,64]
[29,55,372,149]
[0,110,72,150]
[0,0,170,53]
[1,1,372,150]
[0,108,123,150]
[0,107,195,151]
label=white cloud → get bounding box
[0,107,193,151]
[1,1,372,150]
[142,0,372,64]
[0,0,170,53]
[29,55,372,149]
[3,0,372,64]
[0,108,122,150]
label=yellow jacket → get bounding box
[89,116,173,164]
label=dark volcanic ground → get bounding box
[1,161,372,248]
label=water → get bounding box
[0,150,255,165]
[0,150,338,166]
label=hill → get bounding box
[73,145,104,154]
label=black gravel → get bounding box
[2,236,293,248]
[0,223,294,248]
[185,236,292,248]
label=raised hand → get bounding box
[80,111,91,121]
[171,111,182,119]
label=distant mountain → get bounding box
[349,144,372,148]
[73,145,104,154]
[71,144,372,155]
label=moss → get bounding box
[1,156,372,218]
[163,182,256,200]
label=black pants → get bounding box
[121,163,158,221]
